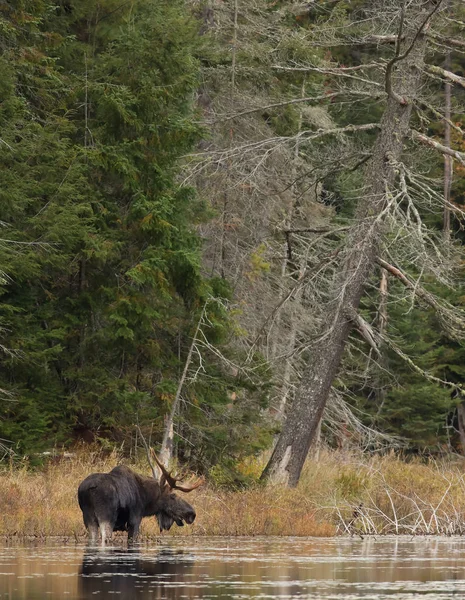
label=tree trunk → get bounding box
[231,0,238,91]
[261,6,434,487]
[274,259,306,419]
[160,305,206,465]
[457,401,465,454]
[270,78,306,364]
[443,51,452,240]
[220,192,228,279]
[378,268,388,337]
[375,267,389,410]
[271,80,306,416]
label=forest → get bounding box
[1,0,465,493]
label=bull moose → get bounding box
[77,451,203,544]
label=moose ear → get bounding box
[156,511,174,532]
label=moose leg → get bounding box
[87,523,98,545]
[127,517,141,543]
[99,521,113,547]
[94,500,117,547]
[83,512,99,546]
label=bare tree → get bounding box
[261,0,465,486]
[190,0,335,418]
[189,0,465,472]
[159,303,207,466]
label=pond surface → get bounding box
[1,537,465,599]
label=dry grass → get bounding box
[1,449,465,539]
[326,452,465,535]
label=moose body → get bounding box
[78,465,198,544]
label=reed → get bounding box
[1,448,464,538]
[325,453,465,535]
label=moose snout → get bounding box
[185,510,196,524]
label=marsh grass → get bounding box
[1,448,465,538]
[328,453,465,535]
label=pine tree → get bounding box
[0,0,203,452]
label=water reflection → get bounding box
[2,537,465,599]
[79,547,194,599]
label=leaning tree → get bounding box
[191,0,465,482]
[261,0,465,485]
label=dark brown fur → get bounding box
[77,465,196,543]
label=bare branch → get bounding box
[282,226,350,235]
[416,99,465,136]
[272,64,384,88]
[385,1,407,103]
[397,0,445,61]
[0,138,13,151]
[188,123,380,162]
[376,257,437,309]
[248,247,343,355]
[364,35,398,44]
[274,63,383,73]
[385,0,445,104]
[425,64,465,90]
[206,91,381,124]
[345,307,381,357]
[160,302,208,464]
[387,338,464,392]
[412,130,465,166]
[427,31,465,50]
[376,257,465,342]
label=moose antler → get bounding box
[151,449,204,493]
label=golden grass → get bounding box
[300,450,465,535]
[1,449,465,539]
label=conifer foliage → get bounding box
[0,0,245,458]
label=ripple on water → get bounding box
[1,537,465,598]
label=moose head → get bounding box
[149,450,203,532]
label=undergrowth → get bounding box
[1,449,465,538]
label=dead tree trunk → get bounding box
[276,258,306,418]
[261,4,438,486]
[271,80,306,415]
[443,51,452,240]
[159,305,206,465]
[378,268,388,337]
[375,267,389,409]
[457,400,465,453]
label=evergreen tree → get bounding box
[0,0,271,467]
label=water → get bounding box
[1,537,465,599]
